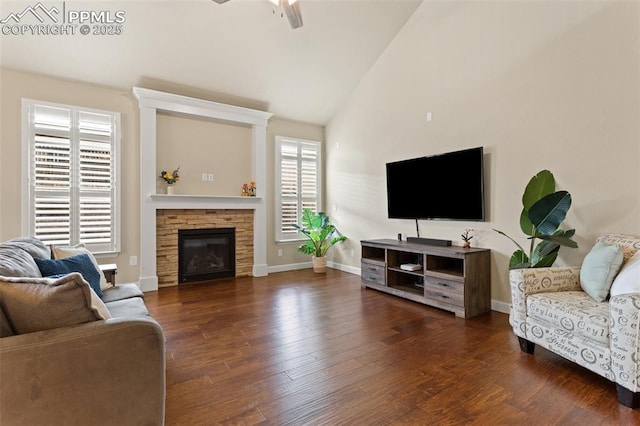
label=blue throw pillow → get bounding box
[34,253,102,297]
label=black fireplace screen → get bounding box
[178,228,235,283]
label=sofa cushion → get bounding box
[0,237,51,260]
[0,246,42,278]
[105,297,149,318]
[35,254,102,298]
[527,290,610,345]
[610,251,640,297]
[580,241,623,302]
[101,283,144,303]
[52,244,111,291]
[0,273,110,335]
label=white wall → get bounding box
[325,1,640,305]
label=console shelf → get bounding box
[360,239,491,318]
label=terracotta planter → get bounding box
[312,256,327,273]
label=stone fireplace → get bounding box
[156,209,253,287]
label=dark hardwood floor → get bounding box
[144,269,640,425]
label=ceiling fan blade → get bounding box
[211,0,231,4]
[282,0,303,29]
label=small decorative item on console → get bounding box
[461,228,474,248]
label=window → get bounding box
[275,136,322,242]
[22,99,121,254]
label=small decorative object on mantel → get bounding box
[241,180,256,197]
[461,228,474,248]
[160,166,180,195]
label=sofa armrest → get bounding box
[610,294,640,393]
[509,266,581,337]
[0,317,165,426]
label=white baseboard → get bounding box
[139,275,158,292]
[267,261,360,275]
[327,261,361,276]
[267,262,312,274]
[491,299,511,314]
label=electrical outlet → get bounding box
[350,249,354,257]
[201,173,207,181]
[277,249,283,257]
[208,173,214,181]
[129,255,138,266]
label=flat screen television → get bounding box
[386,146,485,221]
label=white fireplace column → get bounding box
[133,87,273,291]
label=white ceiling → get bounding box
[0,0,422,125]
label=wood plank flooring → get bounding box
[144,269,640,425]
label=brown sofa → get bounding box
[0,237,165,425]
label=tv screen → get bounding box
[386,147,485,221]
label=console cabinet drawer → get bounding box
[361,260,385,285]
[424,277,464,308]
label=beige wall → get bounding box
[0,68,325,283]
[325,1,640,305]
[156,113,252,196]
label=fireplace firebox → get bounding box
[178,228,235,283]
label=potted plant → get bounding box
[494,169,578,269]
[293,209,348,273]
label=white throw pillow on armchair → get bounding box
[579,241,624,302]
[610,251,640,297]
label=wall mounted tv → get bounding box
[386,146,485,221]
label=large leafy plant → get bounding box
[293,209,347,257]
[494,170,578,269]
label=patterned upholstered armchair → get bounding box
[509,234,640,408]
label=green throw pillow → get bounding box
[580,241,624,302]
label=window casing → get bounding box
[275,136,322,242]
[21,99,121,254]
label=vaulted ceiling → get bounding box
[0,0,422,125]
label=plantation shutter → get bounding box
[24,100,120,254]
[275,136,321,242]
[32,105,72,245]
[78,111,115,249]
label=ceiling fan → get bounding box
[212,0,303,29]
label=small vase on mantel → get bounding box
[166,185,175,195]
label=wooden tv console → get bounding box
[360,239,491,319]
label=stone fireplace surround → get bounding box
[157,209,253,287]
[134,87,273,291]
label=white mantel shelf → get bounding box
[149,194,263,210]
